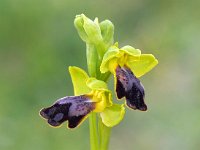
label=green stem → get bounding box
[98,74,111,150]
[99,119,111,150]
[86,43,98,77]
[89,113,99,150]
[87,47,100,150]
[87,40,112,150]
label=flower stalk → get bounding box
[86,23,112,150]
[99,119,111,150]
[89,113,99,150]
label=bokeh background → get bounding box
[1,0,200,150]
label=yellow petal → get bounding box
[127,54,158,77]
[86,78,108,90]
[69,66,91,95]
[120,45,141,56]
[100,104,125,127]
[100,45,141,74]
[100,45,119,73]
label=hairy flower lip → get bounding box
[115,65,147,111]
[39,95,95,129]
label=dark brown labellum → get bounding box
[40,95,95,128]
[116,66,147,111]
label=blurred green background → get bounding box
[1,0,200,150]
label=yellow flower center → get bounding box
[118,52,128,67]
[86,90,109,112]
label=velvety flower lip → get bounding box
[115,65,147,111]
[40,95,95,128]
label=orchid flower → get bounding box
[100,44,158,111]
[40,66,125,128]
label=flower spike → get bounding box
[39,14,159,150]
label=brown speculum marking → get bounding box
[116,66,147,111]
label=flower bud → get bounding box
[100,20,114,48]
[74,14,102,44]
